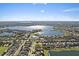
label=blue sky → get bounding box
[0,3,79,21]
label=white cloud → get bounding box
[43,3,48,5]
[0,15,79,21]
[32,3,46,5]
[0,16,32,21]
[40,9,45,13]
[32,3,37,5]
[64,8,79,12]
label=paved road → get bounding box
[14,40,27,56]
[14,33,32,56]
[4,43,19,56]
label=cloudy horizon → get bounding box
[0,3,79,21]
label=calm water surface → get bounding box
[0,32,13,36]
[49,51,79,56]
[1,25,64,36]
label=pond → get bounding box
[49,51,79,56]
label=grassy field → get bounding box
[51,48,79,52]
[44,50,49,56]
[0,47,8,55]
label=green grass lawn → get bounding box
[0,47,8,55]
[44,50,49,56]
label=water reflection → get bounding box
[26,25,45,30]
[4,25,64,36]
[0,32,13,36]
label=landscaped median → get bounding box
[0,47,8,55]
[44,50,49,56]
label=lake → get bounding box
[0,32,13,36]
[1,25,64,36]
[49,51,79,56]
